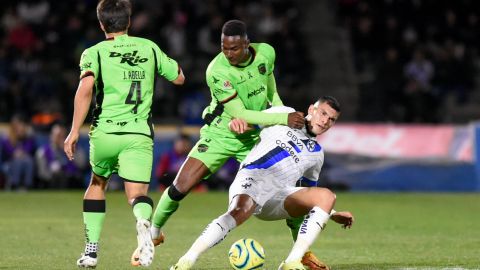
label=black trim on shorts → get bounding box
[106,131,153,139]
[123,178,150,184]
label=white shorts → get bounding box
[228,170,304,221]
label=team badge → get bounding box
[223,80,232,89]
[197,144,209,153]
[258,63,266,75]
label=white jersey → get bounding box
[229,106,325,212]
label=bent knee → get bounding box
[312,188,336,207]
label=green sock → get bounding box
[133,202,153,220]
[83,200,106,243]
[286,215,305,242]
[152,187,179,228]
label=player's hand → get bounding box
[287,112,305,129]
[229,118,252,134]
[330,211,354,229]
[64,131,79,161]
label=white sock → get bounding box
[182,213,237,262]
[285,206,330,263]
[150,225,161,239]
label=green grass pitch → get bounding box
[0,191,479,269]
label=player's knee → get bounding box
[168,184,187,201]
[228,208,251,226]
[312,188,336,207]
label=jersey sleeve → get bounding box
[260,43,275,75]
[152,43,179,82]
[206,71,237,103]
[79,48,98,80]
[224,98,288,125]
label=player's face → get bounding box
[307,102,339,135]
[221,34,250,66]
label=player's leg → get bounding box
[151,134,229,235]
[118,135,155,267]
[77,129,116,268]
[281,187,335,270]
[77,173,108,268]
[125,182,155,267]
[171,194,256,270]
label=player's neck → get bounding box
[105,31,127,39]
[237,49,252,67]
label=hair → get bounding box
[222,20,247,37]
[97,0,131,33]
[317,95,341,112]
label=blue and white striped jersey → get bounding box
[239,106,324,187]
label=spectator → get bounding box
[0,114,36,190]
[35,123,86,189]
[155,134,194,191]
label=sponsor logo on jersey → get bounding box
[80,62,92,70]
[258,63,266,75]
[276,139,300,163]
[247,85,266,98]
[109,50,148,66]
[197,144,209,153]
[212,76,220,84]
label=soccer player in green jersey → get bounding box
[63,0,184,268]
[137,19,310,266]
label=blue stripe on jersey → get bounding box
[300,176,317,187]
[288,141,301,153]
[244,146,290,170]
[301,139,322,152]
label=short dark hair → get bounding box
[318,95,341,112]
[97,0,131,33]
[222,20,247,37]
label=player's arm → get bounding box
[171,67,185,85]
[64,76,94,161]
[224,97,304,128]
[153,43,185,85]
[267,73,283,106]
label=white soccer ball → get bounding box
[228,238,265,270]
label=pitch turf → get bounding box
[0,191,479,269]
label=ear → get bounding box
[307,104,315,116]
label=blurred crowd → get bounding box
[0,0,309,190]
[0,0,311,126]
[337,0,479,123]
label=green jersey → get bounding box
[203,43,285,138]
[79,34,179,137]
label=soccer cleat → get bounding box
[77,252,98,268]
[278,260,306,270]
[131,230,165,266]
[169,258,194,270]
[133,219,154,266]
[301,251,330,270]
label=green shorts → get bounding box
[188,129,259,178]
[89,128,153,183]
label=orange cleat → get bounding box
[301,251,330,270]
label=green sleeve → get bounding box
[153,43,179,81]
[267,73,283,106]
[224,97,288,125]
[79,48,98,80]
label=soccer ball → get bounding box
[228,238,265,270]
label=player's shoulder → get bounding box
[251,43,275,57]
[263,106,295,114]
[206,52,229,77]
